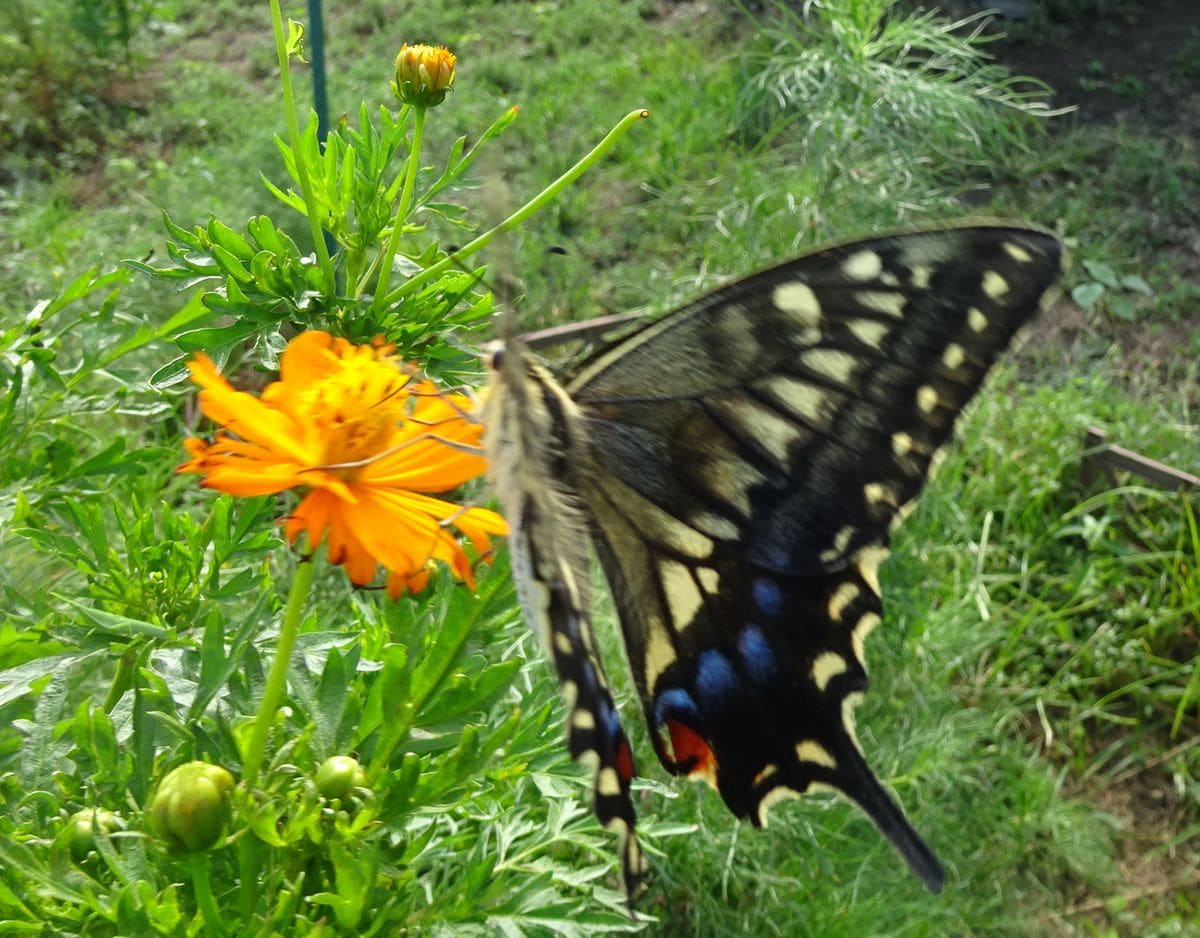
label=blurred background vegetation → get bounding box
[0,0,1196,934]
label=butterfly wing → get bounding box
[565,226,1061,889]
[482,350,648,899]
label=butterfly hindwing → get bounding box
[485,224,1061,898]
[482,356,647,899]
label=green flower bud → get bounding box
[393,43,456,108]
[149,761,235,854]
[67,808,123,862]
[314,755,368,800]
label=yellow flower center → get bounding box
[300,348,411,475]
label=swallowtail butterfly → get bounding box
[482,224,1062,899]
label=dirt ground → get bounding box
[986,0,1200,128]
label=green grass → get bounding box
[1,0,1197,933]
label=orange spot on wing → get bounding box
[615,739,636,784]
[665,718,718,786]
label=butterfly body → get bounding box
[483,224,1062,899]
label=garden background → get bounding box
[1,0,1197,934]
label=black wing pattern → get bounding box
[484,224,1061,899]
[558,226,1062,892]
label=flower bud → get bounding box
[149,761,235,854]
[67,808,124,862]
[393,43,456,108]
[314,755,368,801]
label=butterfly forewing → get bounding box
[485,224,1061,899]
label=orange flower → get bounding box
[179,331,507,596]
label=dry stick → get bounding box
[1106,732,1200,788]
[1081,426,1200,490]
[1065,871,1200,916]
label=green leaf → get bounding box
[1107,294,1137,321]
[1082,259,1119,288]
[207,220,255,260]
[62,599,170,640]
[175,320,261,352]
[1071,281,1105,310]
[1119,273,1153,295]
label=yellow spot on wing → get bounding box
[842,249,883,281]
[891,431,915,457]
[720,396,804,463]
[848,318,889,348]
[572,709,596,731]
[597,767,621,797]
[941,343,966,370]
[659,558,703,629]
[643,620,676,695]
[851,611,882,664]
[802,349,858,385]
[696,566,721,593]
[762,375,829,427]
[968,307,988,333]
[827,581,861,622]
[983,270,1009,299]
[910,266,932,289]
[857,290,906,318]
[864,481,894,506]
[811,651,848,691]
[753,763,780,786]
[917,385,940,414]
[820,525,857,564]
[842,691,865,750]
[1004,242,1033,263]
[855,545,889,596]
[772,282,821,323]
[795,740,837,769]
[757,785,802,827]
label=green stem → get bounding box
[370,105,427,311]
[377,107,650,309]
[187,854,227,937]
[242,558,315,785]
[268,0,335,292]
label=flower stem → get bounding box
[268,0,335,292]
[242,558,315,785]
[371,105,427,312]
[378,107,650,309]
[187,854,227,937]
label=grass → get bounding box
[1,0,1197,934]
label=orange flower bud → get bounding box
[394,43,456,108]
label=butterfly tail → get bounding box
[835,745,945,893]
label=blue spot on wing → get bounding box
[598,698,622,737]
[751,577,783,616]
[695,649,739,708]
[737,625,777,682]
[749,540,793,573]
[653,687,700,729]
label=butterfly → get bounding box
[481,224,1062,900]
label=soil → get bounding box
[987,0,1200,128]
